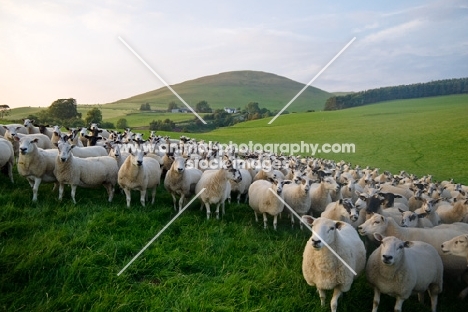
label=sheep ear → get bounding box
[398,208,405,213]
[373,233,384,242]
[417,212,427,218]
[394,194,403,198]
[283,180,292,185]
[301,215,315,225]
[409,214,416,222]
[403,241,413,248]
[335,221,345,230]
[338,198,343,204]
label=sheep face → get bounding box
[355,192,369,210]
[173,157,186,173]
[23,118,34,127]
[130,149,145,167]
[228,168,242,183]
[358,213,386,236]
[57,142,74,162]
[342,198,358,222]
[322,176,339,192]
[422,198,440,213]
[307,217,345,250]
[52,125,61,136]
[441,234,468,256]
[19,137,39,155]
[400,211,418,227]
[374,234,411,266]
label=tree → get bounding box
[140,103,151,111]
[0,104,10,119]
[167,101,178,112]
[85,107,103,125]
[245,102,261,114]
[116,118,128,129]
[47,98,81,121]
[195,100,211,113]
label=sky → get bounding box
[1,0,467,108]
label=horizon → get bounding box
[1,0,467,108]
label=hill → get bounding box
[108,70,332,112]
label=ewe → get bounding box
[302,216,365,312]
[366,234,443,312]
[248,178,291,230]
[164,156,203,211]
[17,137,58,201]
[118,148,162,208]
[441,234,468,299]
[195,161,242,219]
[55,141,118,203]
[0,138,15,183]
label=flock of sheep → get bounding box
[1,119,468,312]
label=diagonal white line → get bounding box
[268,189,357,275]
[117,188,206,276]
[118,36,207,125]
[268,37,356,124]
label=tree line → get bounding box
[324,77,468,111]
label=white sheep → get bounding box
[0,137,15,183]
[302,216,366,312]
[441,234,468,298]
[37,124,55,139]
[118,148,162,207]
[54,141,118,203]
[282,177,312,228]
[22,118,41,134]
[195,161,242,219]
[66,144,108,158]
[435,199,468,224]
[108,143,130,169]
[164,156,203,211]
[309,175,340,216]
[399,210,434,228]
[358,213,468,294]
[229,168,252,204]
[17,137,58,201]
[3,125,53,160]
[248,179,291,230]
[366,234,443,312]
[321,198,359,225]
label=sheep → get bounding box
[441,234,468,298]
[340,177,359,203]
[88,123,110,138]
[17,137,58,201]
[321,198,359,224]
[0,137,15,183]
[3,125,53,160]
[229,168,252,204]
[309,174,340,216]
[54,141,118,203]
[108,143,130,169]
[282,177,312,228]
[118,148,162,208]
[66,143,108,158]
[22,118,41,134]
[358,213,468,284]
[248,179,291,230]
[252,168,283,181]
[301,216,366,312]
[435,199,468,224]
[379,183,413,199]
[195,161,242,219]
[164,156,203,211]
[366,234,443,312]
[399,210,434,228]
[419,198,442,226]
[37,124,55,139]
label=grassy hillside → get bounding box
[108,70,332,112]
[172,94,468,185]
[1,94,468,311]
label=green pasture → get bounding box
[1,94,468,311]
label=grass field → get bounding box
[1,94,468,311]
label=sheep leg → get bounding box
[330,287,342,312]
[171,194,177,211]
[205,202,211,219]
[140,189,147,207]
[262,213,268,229]
[318,288,326,307]
[7,163,13,183]
[237,193,241,204]
[458,269,468,299]
[427,287,439,312]
[150,187,156,205]
[254,211,259,222]
[70,185,77,204]
[178,195,185,211]
[32,177,42,202]
[417,291,424,304]
[58,183,64,201]
[372,288,380,312]
[273,214,278,230]
[123,187,131,208]
[393,296,405,312]
[104,183,114,202]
